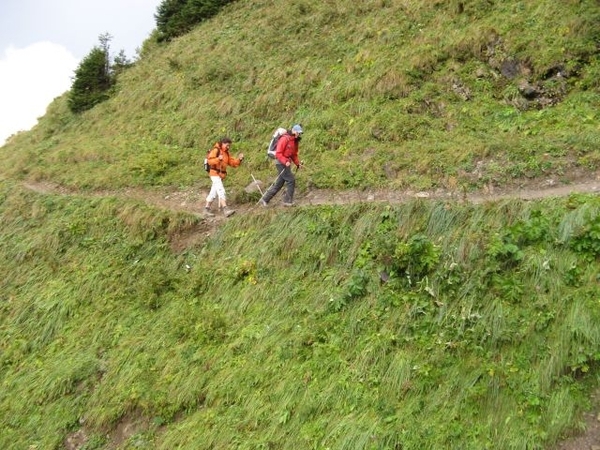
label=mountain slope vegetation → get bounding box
[1,0,599,195]
[1,1,600,449]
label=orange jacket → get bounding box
[207,142,242,179]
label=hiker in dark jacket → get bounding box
[205,137,244,217]
[259,124,303,207]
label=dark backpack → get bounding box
[204,147,220,172]
[267,127,288,159]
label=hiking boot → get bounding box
[283,202,295,207]
[204,207,215,217]
[259,199,268,207]
[223,208,236,217]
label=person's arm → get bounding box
[291,144,301,167]
[228,153,244,167]
[275,135,291,165]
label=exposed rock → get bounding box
[518,80,539,99]
[452,79,471,100]
[64,429,88,450]
[500,58,521,79]
[244,179,264,194]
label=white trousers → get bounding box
[206,176,226,203]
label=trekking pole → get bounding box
[271,165,288,185]
[256,165,286,205]
[250,173,264,197]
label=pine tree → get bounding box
[155,0,189,42]
[155,0,236,42]
[112,49,133,79]
[68,35,113,114]
[68,48,111,113]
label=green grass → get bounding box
[2,0,600,448]
[1,0,599,195]
[1,181,600,449]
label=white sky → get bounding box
[0,0,161,145]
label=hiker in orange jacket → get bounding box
[204,137,244,217]
[259,124,303,207]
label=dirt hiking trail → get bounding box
[23,174,600,215]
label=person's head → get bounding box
[291,124,303,139]
[219,137,232,149]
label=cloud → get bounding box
[0,42,79,145]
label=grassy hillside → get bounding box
[1,182,600,449]
[1,0,600,449]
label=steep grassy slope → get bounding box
[2,0,600,449]
[0,0,599,197]
[1,181,600,449]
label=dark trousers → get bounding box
[262,163,295,204]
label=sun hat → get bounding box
[291,124,303,134]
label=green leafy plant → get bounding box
[390,233,441,283]
[570,214,600,261]
[487,232,525,268]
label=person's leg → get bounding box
[282,168,296,204]
[206,176,221,208]
[211,177,235,216]
[261,164,286,204]
[211,177,227,208]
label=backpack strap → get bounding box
[208,146,222,170]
